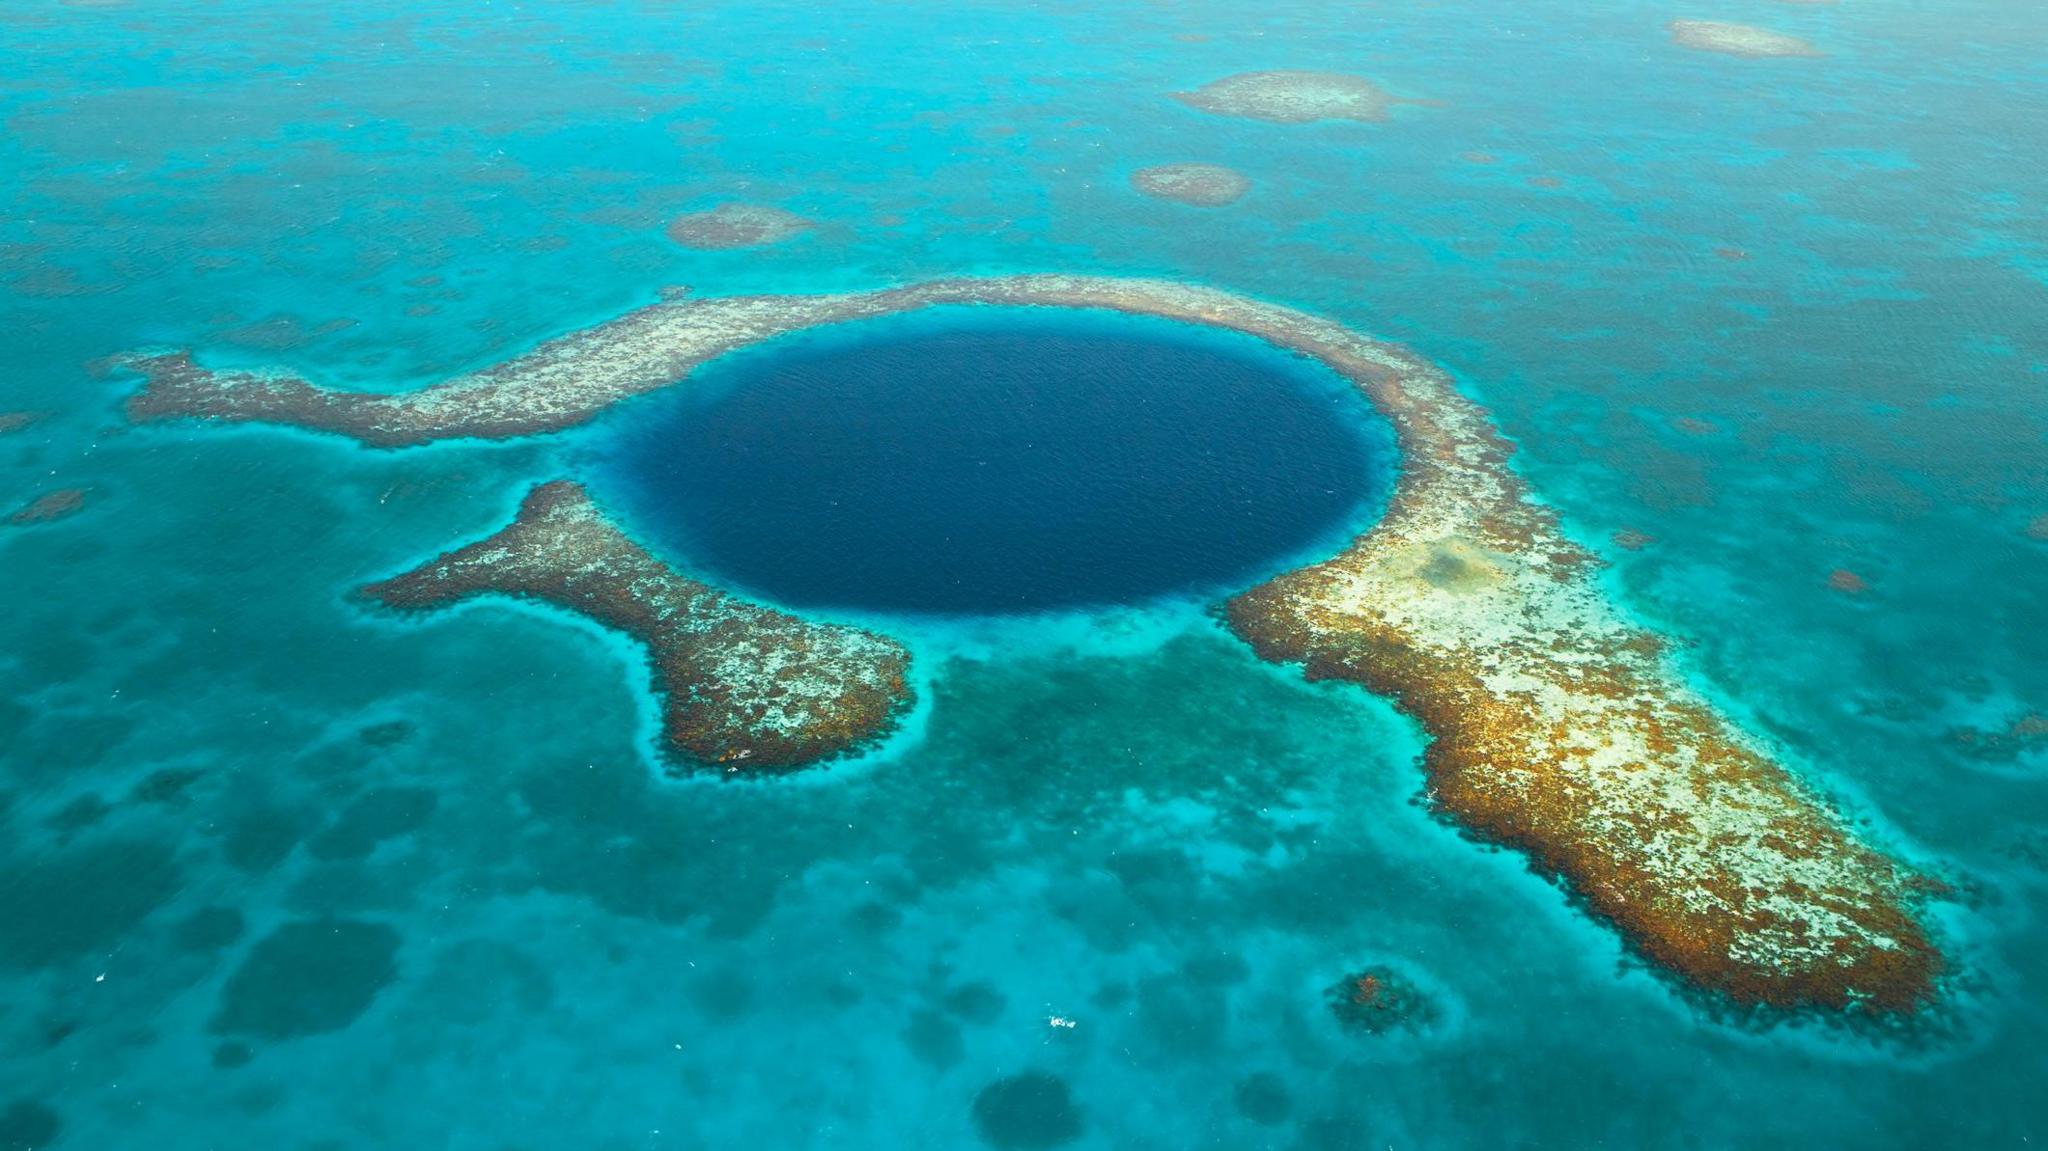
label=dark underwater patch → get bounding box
[0,699,29,760]
[970,1072,1083,1150]
[0,1098,61,1150]
[217,803,315,874]
[1324,966,1438,1037]
[42,794,111,838]
[211,918,401,1040]
[1233,1072,1293,1126]
[845,899,902,935]
[591,311,1391,615]
[687,965,755,1021]
[902,1009,965,1070]
[0,837,180,969]
[943,981,1007,1024]
[172,906,246,953]
[356,719,414,748]
[129,767,206,806]
[1136,972,1229,1055]
[7,712,134,781]
[307,786,438,861]
[1180,950,1251,986]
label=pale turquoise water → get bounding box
[2,1,2045,1147]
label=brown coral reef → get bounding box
[1325,967,1437,1036]
[122,274,1939,1008]
[7,487,88,526]
[361,481,911,772]
[1131,163,1252,206]
[665,203,814,250]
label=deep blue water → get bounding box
[590,310,1392,614]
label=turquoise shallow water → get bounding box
[2,1,2045,1148]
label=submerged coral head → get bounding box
[1131,163,1252,206]
[1171,70,1416,123]
[666,203,814,250]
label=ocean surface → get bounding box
[1,1,2044,1148]
[583,307,1393,615]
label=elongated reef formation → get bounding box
[1670,20,1822,58]
[124,274,1940,1008]
[7,488,88,525]
[361,481,912,771]
[1171,71,1407,124]
[1326,967,1437,1036]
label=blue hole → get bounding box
[585,307,1397,617]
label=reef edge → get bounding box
[360,480,913,773]
[126,274,1942,1009]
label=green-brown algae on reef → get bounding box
[122,274,1941,1006]
[360,481,912,773]
[7,487,88,526]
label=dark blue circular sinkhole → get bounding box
[586,307,1396,616]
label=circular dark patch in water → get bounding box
[0,1099,60,1150]
[971,1072,1083,1149]
[1233,1071,1293,1125]
[211,918,400,1040]
[590,309,1394,616]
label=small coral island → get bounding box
[362,481,911,771]
[7,487,88,526]
[1171,71,1409,124]
[121,274,1941,1011]
[1131,163,1251,206]
[1670,20,1822,58]
[666,203,814,250]
[1325,967,1437,1037]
